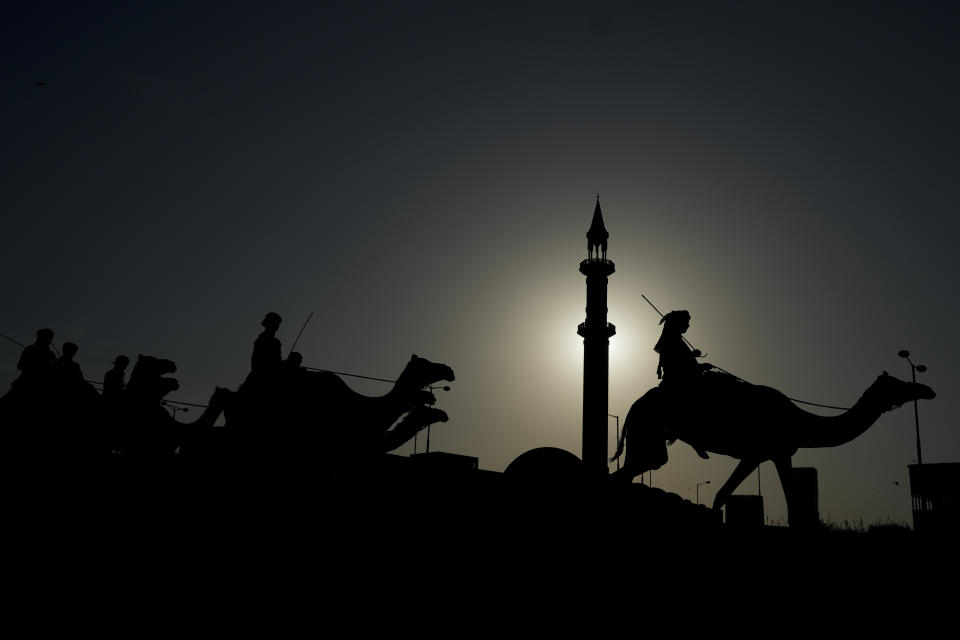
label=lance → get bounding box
[288,311,314,357]
[0,331,25,349]
[0,330,60,356]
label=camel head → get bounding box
[396,354,455,390]
[157,377,180,398]
[131,354,178,379]
[127,354,180,401]
[864,371,936,413]
[405,404,449,426]
[411,388,437,406]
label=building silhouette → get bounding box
[725,494,764,528]
[909,462,960,534]
[577,198,615,478]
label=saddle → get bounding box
[659,369,747,460]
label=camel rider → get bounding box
[243,312,283,394]
[654,310,712,459]
[55,342,85,389]
[252,312,283,373]
[283,351,305,375]
[103,355,130,401]
[281,351,308,392]
[655,310,712,387]
[12,328,56,394]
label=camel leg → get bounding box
[380,420,425,452]
[613,446,667,485]
[609,464,638,484]
[380,407,448,453]
[712,458,759,511]
[772,455,795,527]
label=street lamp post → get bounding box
[898,350,927,465]
[419,384,451,454]
[696,480,711,506]
[608,413,620,471]
[163,402,189,421]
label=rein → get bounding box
[641,295,850,411]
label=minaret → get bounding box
[577,197,615,478]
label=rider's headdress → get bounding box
[261,312,282,329]
[659,310,690,327]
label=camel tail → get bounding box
[610,423,626,463]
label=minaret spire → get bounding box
[587,196,609,260]
[577,198,616,478]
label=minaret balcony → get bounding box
[577,321,616,338]
[579,258,615,276]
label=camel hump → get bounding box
[308,369,349,388]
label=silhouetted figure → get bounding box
[282,351,307,388]
[283,351,304,373]
[232,312,285,453]
[654,310,708,388]
[55,342,85,390]
[241,312,282,392]
[51,342,104,459]
[252,312,283,375]
[13,328,56,393]
[2,329,58,461]
[653,310,712,460]
[103,355,129,401]
[4,334,106,463]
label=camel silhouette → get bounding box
[1,350,452,471]
[300,354,452,440]
[125,386,232,459]
[224,354,455,465]
[610,371,936,524]
[0,352,231,462]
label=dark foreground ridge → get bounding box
[6,447,943,592]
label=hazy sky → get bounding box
[3,1,958,526]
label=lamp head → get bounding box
[898,350,910,358]
[916,365,927,373]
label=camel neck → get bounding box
[794,392,885,449]
[184,395,225,429]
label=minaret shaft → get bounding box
[581,328,611,476]
[578,199,614,478]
